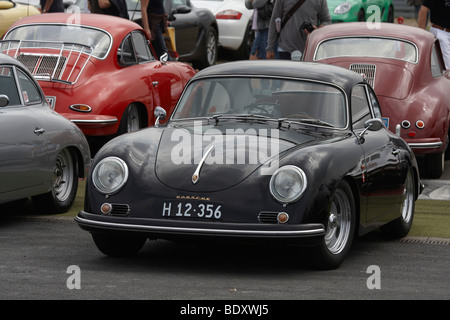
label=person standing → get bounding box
[266,0,330,60]
[88,0,129,18]
[40,0,64,13]
[141,0,170,60]
[418,0,450,69]
[245,0,272,59]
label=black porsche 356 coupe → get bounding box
[76,61,422,269]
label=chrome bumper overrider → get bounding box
[75,213,326,239]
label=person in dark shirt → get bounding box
[140,0,169,59]
[418,0,450,69]
[40,0,64,13]
[88,0,129,19]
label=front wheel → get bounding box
[92,233,147,257]
[32,148,78,214]
[310,181,356,269]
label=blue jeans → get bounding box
[251,29,269,59]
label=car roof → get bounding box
[7,13,142,35]
[193,60,365,93]
[308,22,434,49]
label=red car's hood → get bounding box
[154,122,314,192]
[318,58,414,100]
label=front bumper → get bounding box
[75,211,325,243]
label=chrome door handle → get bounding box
[392,149,400,155]
[34,128,45,135]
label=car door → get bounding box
[0,65,47,201]
[166,0,201,56]
[351,84,405,223]
[118,30,182,123]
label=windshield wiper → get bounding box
[211,113,270,124]
[293,118,335,128]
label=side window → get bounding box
[431,43,446,77]
[132,32,154,62]
[118,34,137,65]
[367,87,382,119]
[351,85,371,130]
[118,32,155,66]
[17,68,42,105]
[0,67,21,106]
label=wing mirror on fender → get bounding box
[154,106,167,127]
[358,118,384,144]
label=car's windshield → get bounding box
[4,25,111,59]
[314,37,418,63]
[172,77,347,128]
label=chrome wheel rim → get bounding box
[206,31,217,66]
[127,105,140,132]
[53,149,74,202]
[401,170,414,224]
[324,189,352,255]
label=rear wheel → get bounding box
[92,233,147,257]
[234,22,254,59]
[310,181,356,269]
[425,152,444,178]
[118,104,143,135]
[193,27,218,69]
[32,148,78,213]
[381,168,415,238]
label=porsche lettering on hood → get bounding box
[155,122,314,192]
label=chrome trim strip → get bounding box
[192,145,214,184]
[74,216,326,237]
[408,142,443,149]
[70,119,118,124]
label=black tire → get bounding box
[118,104,143,135]
[193,27,218,70]
[357,9,365,22]
[92,233,147,257]
[234,21,255,60]
[381,168,415,238]
[387,5,394,23]
[425,152,444,179]
[309,181,356,270]
[32,148,78,214]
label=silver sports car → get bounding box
[0,53,91,213]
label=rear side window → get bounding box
[0,67,20,106]
[17,69,42,104]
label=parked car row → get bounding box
[1,13,196,154]
[1,5,447,270]
[302,22,450,178]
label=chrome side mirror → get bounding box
[160,52,169,65]
[358,118,384,144]
[154,106,167,127]
[0,94,9,107]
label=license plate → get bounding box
[46,96,56,109]
[162,201,222,220]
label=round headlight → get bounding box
[269,165,307,204]
[92,157,129,194]
[334,3,351,14]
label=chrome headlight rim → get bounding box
[92,156,129,195]
[269,165,307,204]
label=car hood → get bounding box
[155,121,316,192]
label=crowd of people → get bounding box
[39,0,449,69]
[39,0,170,60]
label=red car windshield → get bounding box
[4,24,111,60]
